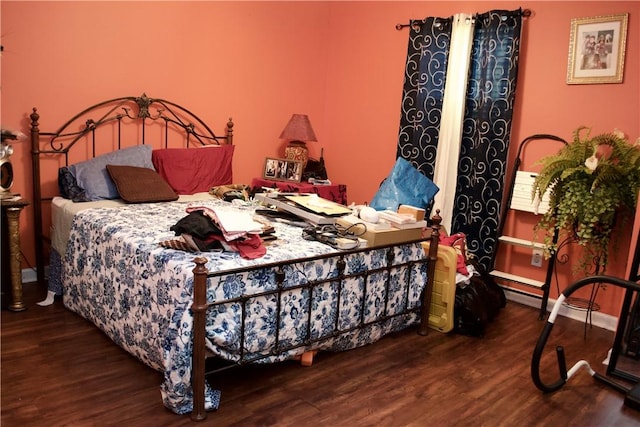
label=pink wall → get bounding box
[2,1,638,315]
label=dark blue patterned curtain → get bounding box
[397,9,523,270]
[396,18,452,180]
[452,10,523,269]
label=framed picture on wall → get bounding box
[263,157,303,183]
[567,13,628,84]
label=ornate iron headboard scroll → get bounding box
[30,93,234,285]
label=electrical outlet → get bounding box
[531,248,544,267]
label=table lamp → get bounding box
[280,114,317,167]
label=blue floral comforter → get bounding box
[62,198,427,414]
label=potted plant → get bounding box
[532,127,640,273]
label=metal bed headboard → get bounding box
[30,93,234,285]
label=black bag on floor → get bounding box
[454,259,506,337]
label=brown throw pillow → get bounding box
[106,164,178,203]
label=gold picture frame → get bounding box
[263,157,303,183]
[567,13,628,84]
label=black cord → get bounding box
[333,222,367,238]
[302,222,368,250]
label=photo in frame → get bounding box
[567,13,628,84]
[263,157,303,183]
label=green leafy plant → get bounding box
[532,127,640,273]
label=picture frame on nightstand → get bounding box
[263,157,303,183]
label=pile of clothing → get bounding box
[160,205,274,260]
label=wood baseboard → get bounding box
[504,288,619,331]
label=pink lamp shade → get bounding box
[279,114,317,143]
[280,114,317,166]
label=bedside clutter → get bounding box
[337,216,423,247]
[251,177,347,205]
[337,204,428,247]
[255,189,429,249]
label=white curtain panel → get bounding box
[432,13,474,232]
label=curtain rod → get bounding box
[395,8,531,31]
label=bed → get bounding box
[29,94,444,421]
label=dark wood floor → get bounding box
[2,282,640,426]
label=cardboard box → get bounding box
[398,205,426,221]
[336,217,423,247]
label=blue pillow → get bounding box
[66,145,154,201]
[369,157,439,211]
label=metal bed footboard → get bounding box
[191,217,441,421]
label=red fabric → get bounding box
[211,233,267,259]
[152,145,234,195]
[229,234,267,259]
[439,232,469,276]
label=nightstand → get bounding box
[1,196,29,311]
[251,178,347,205]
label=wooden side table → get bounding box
[1,196,29,311]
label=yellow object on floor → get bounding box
[422,242,458,333]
